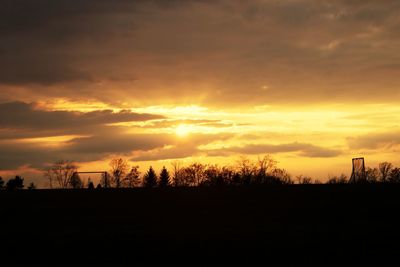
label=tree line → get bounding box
[0,175,36,190]
[2,158,400,190]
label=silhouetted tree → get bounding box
[159,166,170,187]
[143,166,158,188]
[236,156,255,185]
[379,162,393,183]
[171,161,184,187]
[366,167,379,183]
[27,182,36,190]
[44,160,78,188]
[219,166,236,185]
[271,168,293,185]
[0,177,4,189]
[255,155,278,184]
[388,168,400,183]
[314,179,322,184]
[6,176,24,190]
[100,172,112,188]
[70,173,83,189]
[203,165,223,187]
[109,158,129,188]
[88,181,95,189]
[230,172,242,186]
[185,163,206,186]
[123,166,141,188]
[96,184,103,189]
[326,174,348,184]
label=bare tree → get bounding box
[326,174,348,184]
[388,168,400,183]
[236,156,256,185]
[365,167,379,183]
[171,160,183,187]
[44,160,78,189]
[379,162,393,183]
[203,165,221,186]
[109,158,129,188]
[271,168,293,184]
[123,166,141,188]
[219,166,236,185]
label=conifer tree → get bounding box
[159,166,170,187]
[143,166,158,188]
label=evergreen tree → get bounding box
[70,173,83,189]
[88,181,95,189]
[159,166,170,187]
[143,166,158,188]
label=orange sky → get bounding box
[1,0,400,187]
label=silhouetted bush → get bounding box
[6,176,24,190]
[27,182,36,190]
[296,175,313,184]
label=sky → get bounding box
[1,0,400,186]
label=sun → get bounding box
[175,124,191,137]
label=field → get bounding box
[1,185,400,266]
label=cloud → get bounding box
[0,133,173,170]
[0,101,164,139]
[131,133,234,161]
[207,142,342,158]
[1,0,400,105]
[139,119,237,128]
[0,101,168,168]
[348,130,400,150]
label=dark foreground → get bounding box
[1,185,400,266]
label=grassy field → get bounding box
[1,185,400,266]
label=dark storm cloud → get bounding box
[207,142,342,158]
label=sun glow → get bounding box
[175,124,191,137]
